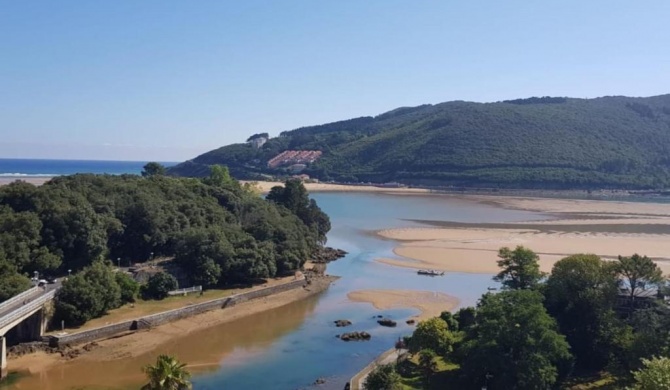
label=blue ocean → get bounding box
[0,158,178,178]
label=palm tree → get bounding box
[142,354,193,390]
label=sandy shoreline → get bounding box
[0,177,52,186]
[247,180,430,194]
[9,276,337,373]
[347,289,460,321]
[376,195,670,276]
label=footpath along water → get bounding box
[9,192,545,390]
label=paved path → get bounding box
[351,348,407,390]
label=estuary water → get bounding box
[10,192,545,390]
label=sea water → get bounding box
[0,158,177,178]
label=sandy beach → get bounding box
[0,177,52,186]
[247,180,430,194]
[377,195,670,275]
[347,289,460,320]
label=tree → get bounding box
[418,349,439,380]
[363,363,401,390]
[459,290,573,390]
[544,254,622,371]
[142,272,178,300]
[615,254,665,306]
[115,272,140,303]
[439,311,459,331]
[266,180,331,244]
[205,165,235,187]
[454,307,476,331]
[409,317,456,356]
[142,162,167,177]
[631,356,670,390]
[54,261,122,326]
[142,354,192,390]
[0,255,31,301]
[494,246,545,290]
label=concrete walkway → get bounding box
[350,348,407,390]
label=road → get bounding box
[0,281,61,321]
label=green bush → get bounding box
[142,272,178,300]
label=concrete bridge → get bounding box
[0,284,59,377]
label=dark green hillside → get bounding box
[169,94,670,189]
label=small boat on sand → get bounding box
[417,269,445,276]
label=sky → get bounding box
[1,1,669,161]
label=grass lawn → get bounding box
[561,372,624,390]
[397,355,460,390]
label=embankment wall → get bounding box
[49,278,308,347]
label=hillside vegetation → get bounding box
[0,169,329,305]
[169,94,670,189]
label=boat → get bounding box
[417,269,445,276]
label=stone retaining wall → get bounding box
[50,320,135,347]
[49,278,307,347]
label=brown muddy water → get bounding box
[9,293,321,390]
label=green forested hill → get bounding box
[169,94,670,189]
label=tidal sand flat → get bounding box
[347,289,459,321]
[377,196,670,275]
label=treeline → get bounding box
[0,165,330,303]
[169,94,670,189]
[367,247,670,389]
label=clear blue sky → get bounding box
[1,1,668,161]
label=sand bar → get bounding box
[378,227,670,275]
[347,289,460,320]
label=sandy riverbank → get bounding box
[377,195,670,276]
[9,276,338,373]
[347,289,459,320]
[247,181,430,194]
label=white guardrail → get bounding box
[0,289,56,331]
[0,287,39,313]
[167,285,202,296]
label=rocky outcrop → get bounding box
[334,319,352,327]
[377,318,397,327]
[311,247,347,263]
[338,331,371,341]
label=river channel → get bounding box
[10,192,545,390]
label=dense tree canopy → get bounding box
[364,363,402,390]
[631,356,670,390]
[169,94,670,189]
[409,317,456,356]
[544,254,622,371]
[0,171,329,301]
[458,290,573,389]
[54,261,122,326]
[397,248,670,389]
[142,162,167,177]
